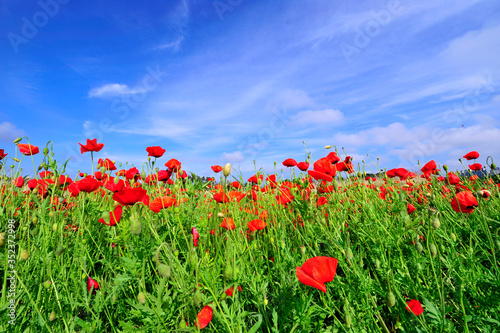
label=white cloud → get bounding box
[110,117,193,141]
[88,83,146,98]
[290,109,344,126]
[222,151,244,162]
[153,36,184,52]
[0,121,25,141]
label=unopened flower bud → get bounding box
[324,145,332,149]
[137,292,146,304]
[223,163,231,177]
[43,147,49,156]
[13,137,22,144]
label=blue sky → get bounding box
[1,0,500,179]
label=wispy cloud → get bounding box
[88,84,147,98]
[290,109,344,126]
[0,121,25,141]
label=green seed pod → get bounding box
[49,211,55,218]
[224,265,234,281]
[49,311,56,322]
[32,216,38,224]
[55,245,65,256]
[52,223,58,232]
[20,249,30,260]
[131,218,142,235]
[491,163,497,170]
[443,164,448,171]
[141,171,147,180]
[415,242,423,253]
[43,147,49,156]
[431,217,441,229]
[158,264,171,278]
[193,290,203,307]
[375,259,381,270]
[429,244,437,258]
[386,292,396,307]
[137,292,146,304]
[346,248,354,261]
[13,137,22,144]
[0,233,5,247]
[450,233,457,242]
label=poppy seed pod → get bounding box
[157,264,171,278]
[49,311,56,322]
[193,290,203,307]
[0,233,5,247]
[491,163,497,169]
[223,163,231,177]
[386,291,396,307]
[224,265,234,280]
[137,292,146,304]
[429,244,437,258]
[415,242,423,253]
[20,249,30,260]
[431,217,441,229]
[443,164,448,171]
[130,218,142,235]
[55,245,65,256]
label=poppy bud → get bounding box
[300,245,306,256]
[450,233,457,242]
[324,145,332,149]
[217,212,225,218]
[55,245,65,256]
[158,264,171,278]
[193,290,203,307]
[415,242,423,253]
[137,292,146,304]
[32,216,38,224]
[52,223,58,232]
[386,291,396,307]
[49,311,56,322]
[43,147,49,156]
[223,163,231,177]
[44,163,49,171]
[141,171,147,180]
[20,249,30,260]
[429,244,437,258]
[131,218,142,235]
[443,164,448,171]
[0,233,5,247]
[375,259,381,270]
[431,218,441,229]
[43,280,52,289]
[13,157,20,162]
[13,137,22,143]
[224,265,234,281]
[264,298,268,306]
[346,248,353,261]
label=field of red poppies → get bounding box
[1,138,499,332]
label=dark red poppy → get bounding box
[112,187,147,206]
[78,176,100,193]
[406,299,424,315]
[87,277,99,293]
[296,256,338,293]
[146,146,166,158]
[104,177,125,192]
[125,167,140,180]
[97,158,116,171]
[79,139,104,154]
[149,196,176,213]
[211,165,223,173]
[469,163,482,171]
[247,219,267,231]
[196,305,213,329]
[165,158,181,172]
[158,169,172,181]
[192,227,199,247]
[283,158,297,167]
[18,143,39,156]
[407,204,416,214]
[58,175,73,187]
[99,205,123,226]
[297,162,309,171]
[451,191,478,213]
[463,151,479,160]
[0,149,7,160]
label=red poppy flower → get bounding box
[112,187,147,206]
[211,165,223,173]
[296,256,338,293]
[97,158,116,171]
[407,203,416,214]
[58,175,73,187]
[14,176,24,188]
[248,174,263,184]
[447,172,460,185]
[276,187,294,206]
[99,205,123,226]
[68,182,80,197]
[149,196,177,213]
[78,176,100,193]
[451,191,478,213]
[87,277,99,293]
[18,143,39,156]
[220,217,235,230]
[283,158,297,167]
[469,163,482,171]
[125,167,140,180]
[192,227,199,247]
[146,146,166,158]
[79,139,104,154]
[104,177,125,192]
[297,162,309,171]
[421,160,438,177]
[225,285,243,297]
[463,151,479,160]
[165,158,181,172]
[196,305,213,329]
[406,299,424,315]
[231,181,241,189]
[247,219,267,231]
[228,191,245,202]
[158,169,173,181]
[336,156,354,173]
[213,191,229,203]
[317,196,328,206]
[0,149,7,160]
[308,170,333,182]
